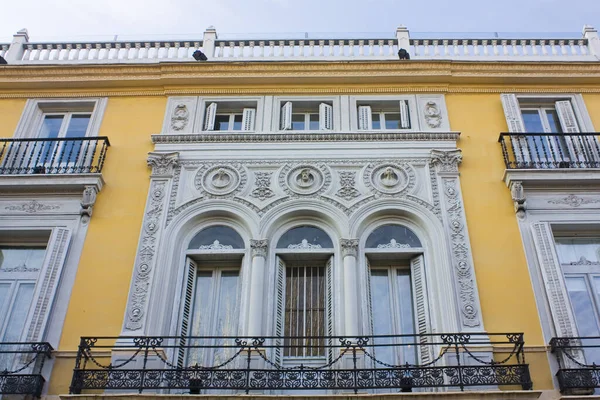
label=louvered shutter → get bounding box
[554,100,596,164]
[555,101,580,133]
[500,94,526,133]
[280,102,292,130]
[177,258,197,367]
[319,103,333,130]
[274,257,286,366]
[24,227,72,343]
[358,106,372,130]
[365,258,374,335]
[410,255,432,365]
[204,103,217,131]
[500,94,529,163]
[242,108,256,131]
[325,256,334,364]
[399,100,411,129]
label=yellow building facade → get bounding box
[0,26,600,399]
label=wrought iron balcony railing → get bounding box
[550,336,600,393]
[70,333,532,394]
[0,137,110,175]
[499,132,600,169]
[0,342,53,397]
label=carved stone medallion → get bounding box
[198,166,241,196]
[170,103,189,131]
[284,165,328,196]
[370,164,411,195]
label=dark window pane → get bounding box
[277,226,333,248]
[366,224,422,248]
[291,114,305,130]
[309,114,320,130]
[372,113,381,130]
[214,115,230,131]
[522,110,543,133]
[546,110,563,133]
[188,225,245,249]
[384,113,401,130]
[232,114,243,131]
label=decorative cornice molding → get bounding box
[250,239,268,258]
[340,239,359,257]
[152,132,460,144]
[147,152,180,178]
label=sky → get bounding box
[1,0,599,42]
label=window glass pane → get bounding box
[214,115,230,131]
[0,283,12,325]
[0,248,46,271]
[2,282,35,342]
[396,270,416,364]
[556,238,600,264]
[64,114,91,138]
[276,226,334,249]
[545,110,563,134]
[522,110,544,133]
[291,114,305,130]
[565,277,600,337]
[213,271,240,364]
[39,115,64,139]
[188,226,244,249]
[370,270,394,365]
[232,114,243,131]
[366,225,422,248]
[187,271,213,366]
[309,114,320,130]
[372,113,381,130]
[384,113,401,130]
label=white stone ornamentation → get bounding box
[251,172,275,200]
[369,164,412,195]
[548,194,600,208]
[377,239,411,249]
[423,101,442,128]
[195,165,245,197]
[430,149,462,174]
[80,185,98,222]
[336,171,360,200]
[5,200,60,213]
[250,239,268,257]
[510,181,526,218]
[340,238,359,257]
[288,239,322,250]
[197,240,234,250]
[170,103,189,131]
[147,152,180,178]
[285,165,325,195]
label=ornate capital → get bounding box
[147,152,180,178]
[250,239,268,258]
[430,149,462,174]
[510,181,526,218]
[340,238,359,258]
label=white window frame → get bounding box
[273,96,339,132]
[197,97,261,133]
[350,95,420,132]
[13,98,107,139]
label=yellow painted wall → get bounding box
[48,96,165,393]
[0,99,27,137]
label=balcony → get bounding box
[550,336,600,394]
[0,341,53,397]
[0,136,110,193]
[69,333,532,395]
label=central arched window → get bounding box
[275,225,334,362]
[364,224,426,366]
[179,225,245,368]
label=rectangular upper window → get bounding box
[279,101,333,131]
[203,101,256,132]
[357,100,411,131]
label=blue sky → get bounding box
[1,0,598,42]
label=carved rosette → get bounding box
[250,239,269,258]
[340,239,359,258]
[148,152,180,178]
[440,178,480,328]
[125,179,168,331]
[430,149,462,174]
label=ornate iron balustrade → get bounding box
[70,333,531,394]
[550,336,600,393]
[0,342,53,397]
[498,132,600,169]
[0,137,110,175]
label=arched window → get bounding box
[180,225,245,368]
[188,225,244,249]
[364,224,426,366]
[275,225,334,363]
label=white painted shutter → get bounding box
[365,258,374,335]
[555,101,580,133]
[319,103,333,130]
[500,94,526,133]
[24,227,72,343]
[399,100,411,129]
[325,256,334,364]
[177,258,197,367]
[410,255,432,365]
[242,108,256,131]
[358,106,372,130]
[203,102,217,131]
[274,256,286,365]
[280,101,292,130]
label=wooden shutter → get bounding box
[242,108,256,131]
[24,227,72,343]
[274,256,286,365]
[325,256,334,363]
[555,100,594,163]
[399,100,411,129]
[358,106,372,130]
[555,101,580,133]
[280,102,292,130]
[319,103,333,130]
[204,102,217,131]
[177,258,197,367]
[410,255,432,365]
[500,94,526,133]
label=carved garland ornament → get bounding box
[5,200,60,213]
[548,194,600,208]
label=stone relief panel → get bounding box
[416,95,450,131]
[162,96,198,134]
